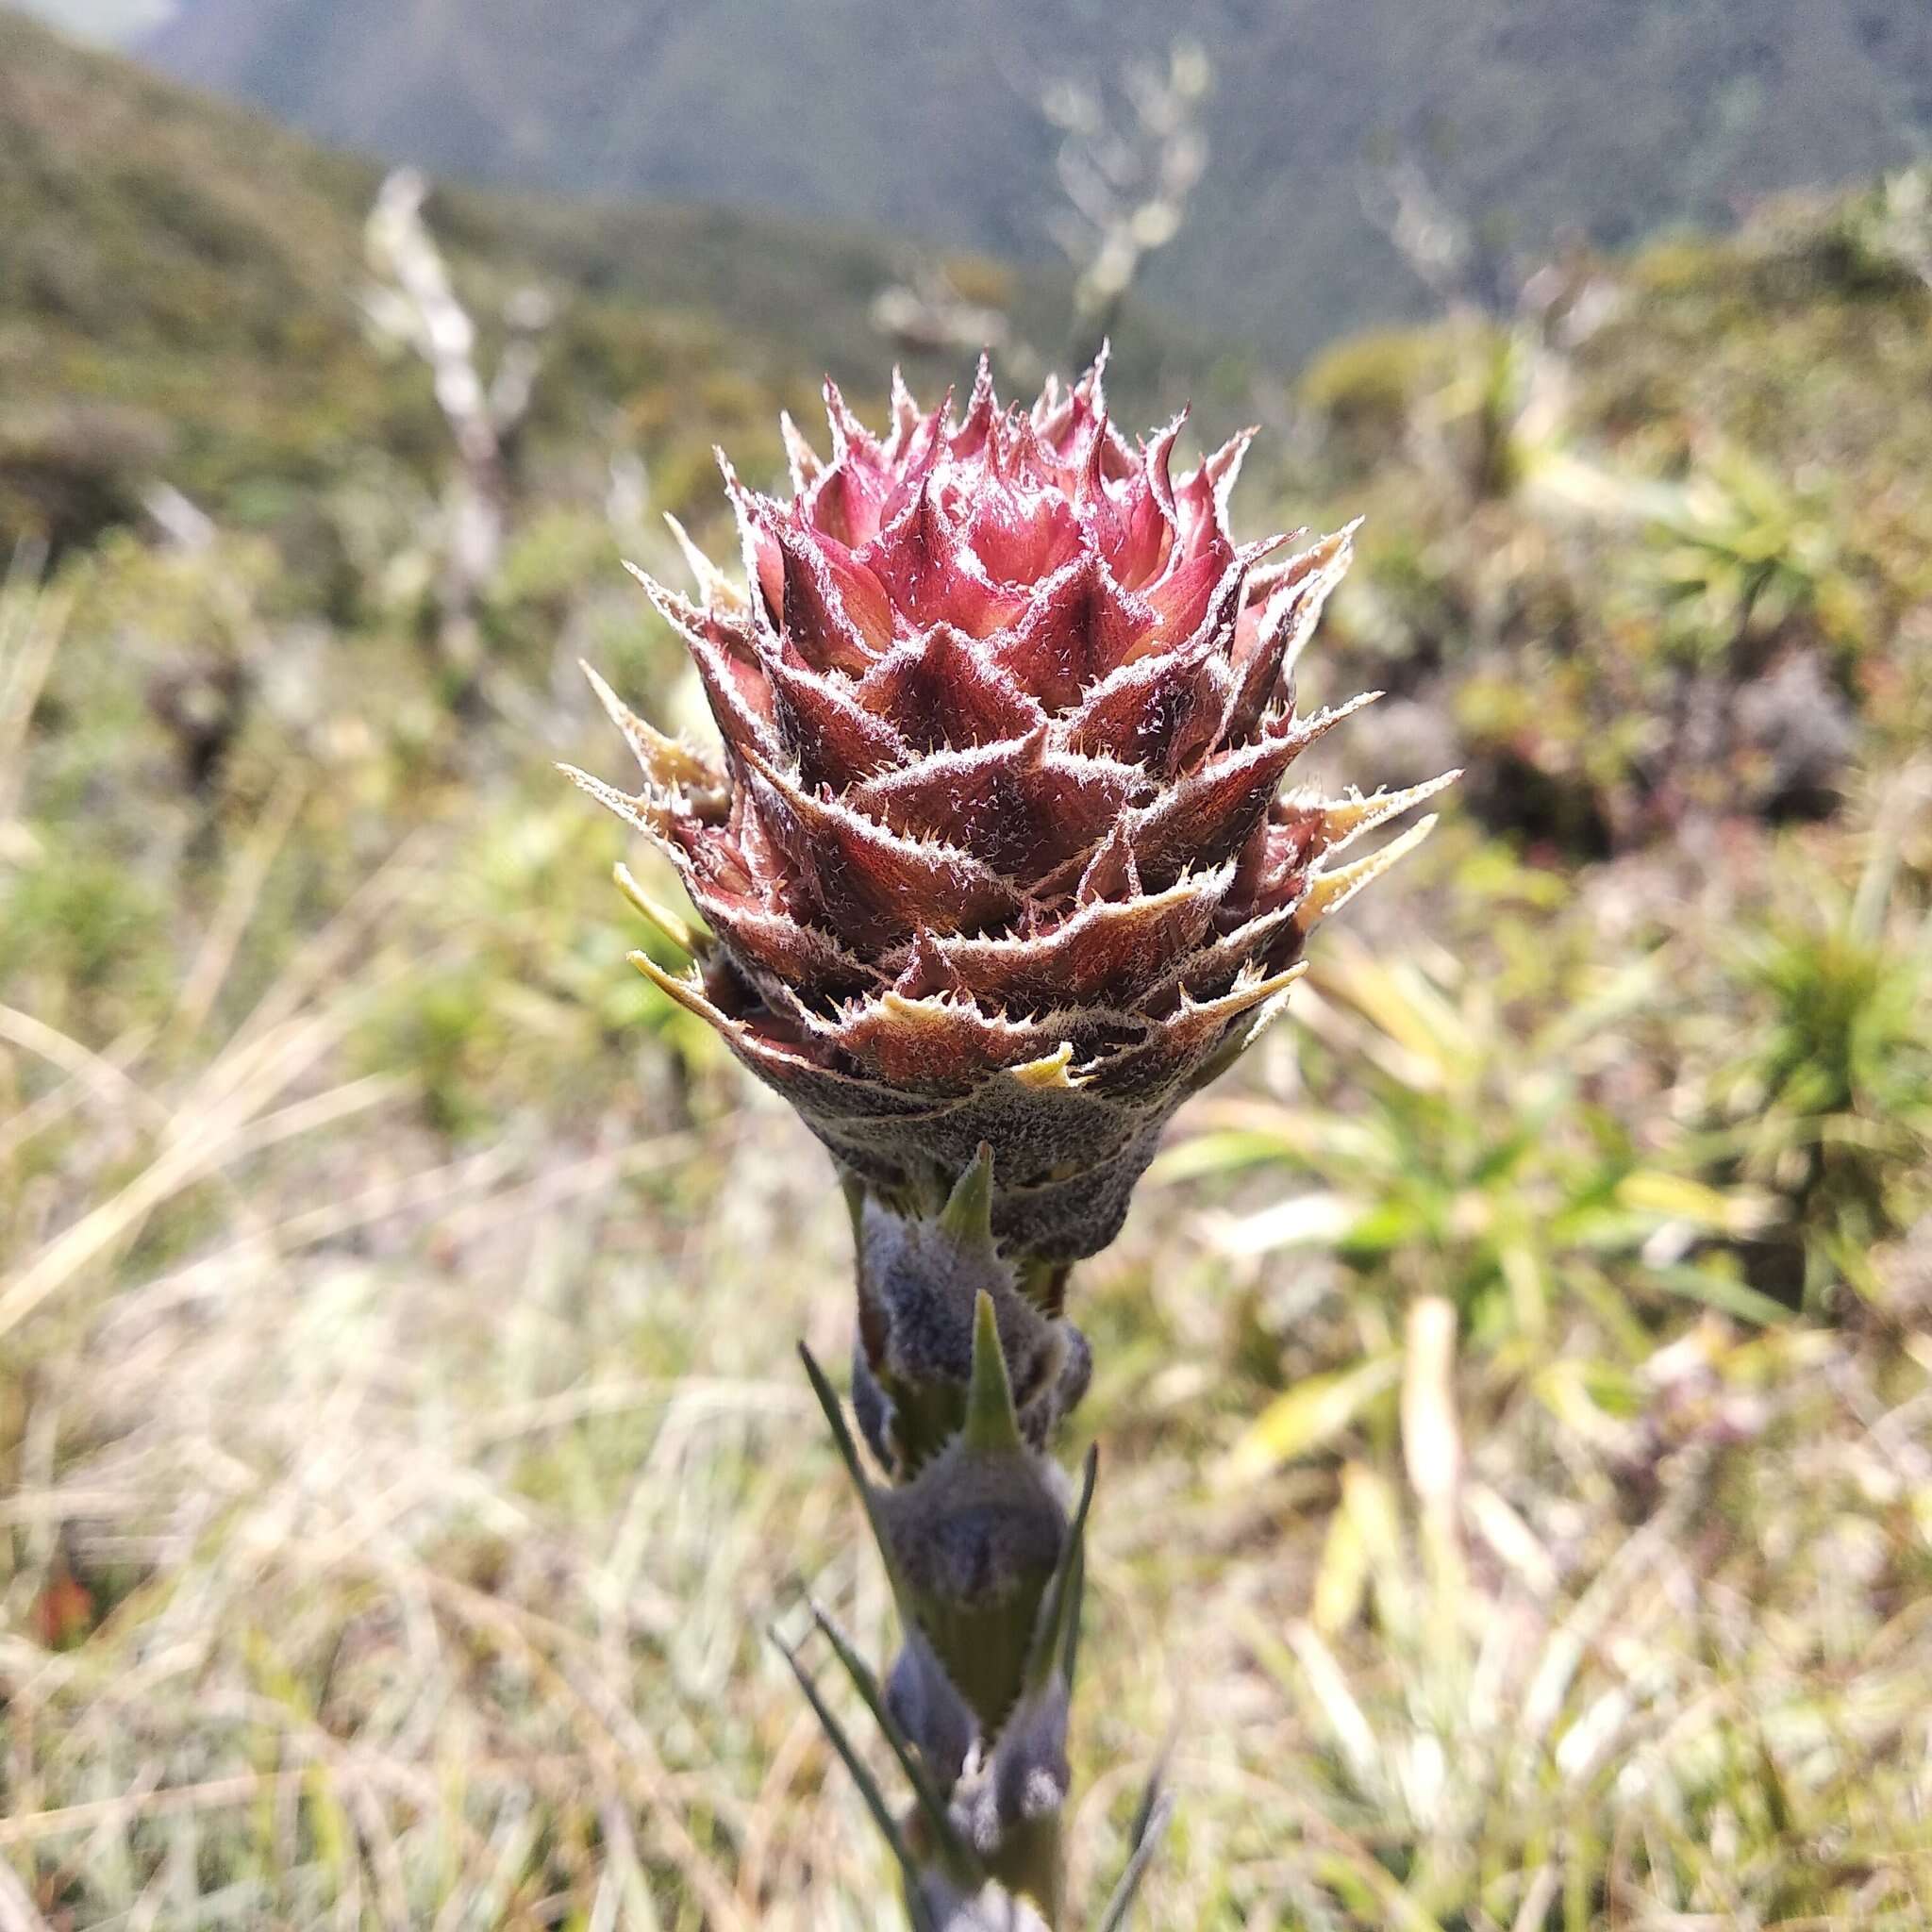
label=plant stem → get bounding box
[794,1149,1096,1928]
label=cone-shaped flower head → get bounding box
[570,356,1450,1260]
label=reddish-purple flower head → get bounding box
[570,355,1450,1259]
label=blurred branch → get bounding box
[873,37,1210,379]
[1358,156,1486,317]
[870,260,1025,372]
[1042,39,1212,364]
[363,169,557,691]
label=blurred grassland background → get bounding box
[3,7,1932,1929]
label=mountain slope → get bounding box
[141,0,1932,363]
[0,12,1204,548]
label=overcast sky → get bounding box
[8,0,171,43]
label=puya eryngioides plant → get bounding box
[566,355,1451,1927]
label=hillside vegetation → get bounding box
[2,16,1931,1927]
[143,0,1932,361]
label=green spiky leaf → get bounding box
[962,1289,1024,1455]
[940,1142,996,1252]
[1024,1444,1097,1694]
[808,1600,981,1887]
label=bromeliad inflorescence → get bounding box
[567,354,1450,1927]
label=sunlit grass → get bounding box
[5,169,1932,1923]
[5,579,1926,1924]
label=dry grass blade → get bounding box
[0,1007,160,1133]
[0,1857,52,1932]
[0,1068,408,1340]
[181,827,437,1112]
[167,765,308,1042]
[0,541,65,833]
